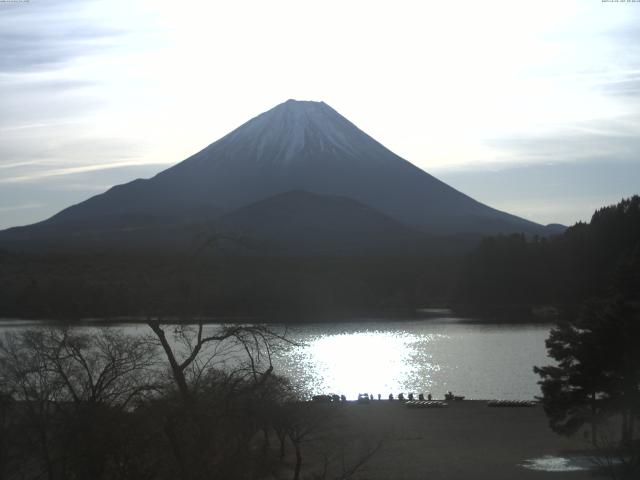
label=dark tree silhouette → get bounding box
[0,329,158,480]
[534,297,640,447]
[459,195,640,316]
[147,321,285,402]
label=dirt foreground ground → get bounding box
[292,400,606,480]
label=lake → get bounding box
[0,315,552,401]
[273,317,551,400]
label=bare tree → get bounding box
[309,444,384,480]
[275,401,384,480]
[320,436,384,480]
[0,391,18,480]
[47,328,158,407]
[0,328,159,480]
[147,320,287,402]
[282,402,335,480]
[144,320,295,480]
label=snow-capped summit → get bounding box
[184,98,398,170]
[217,99,361,164]
[0,99,550,251]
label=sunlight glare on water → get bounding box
[286,330,443,398]
[273,319,550,400]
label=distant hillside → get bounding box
[213,190,428,255]
[0,197,633,320]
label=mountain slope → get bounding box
[0,99,549,251]
[214,190,427,255]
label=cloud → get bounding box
[0,77,96,94]
[485,125,640,164]
[0,159,167,184]
[0,160,41,170]
[596,71,640,99]
[0,0,123,73]
[0,202,44,213]
[437,158,640,226]
[0,0,166,183]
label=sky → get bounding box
[0,0,639,229]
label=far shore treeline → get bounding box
[0,195,638,321]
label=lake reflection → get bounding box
[272,318,551,400]
[0,317,551,401]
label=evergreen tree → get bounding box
[534,296,640,446]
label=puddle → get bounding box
[520,455,595,472]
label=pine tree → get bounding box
[534,297,640,446]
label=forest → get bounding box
[458,195,640,315]
[0,250,460,321]
[0,196,638,321]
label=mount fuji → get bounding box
[0,99,552,253]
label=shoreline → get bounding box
[0,313,557,327]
